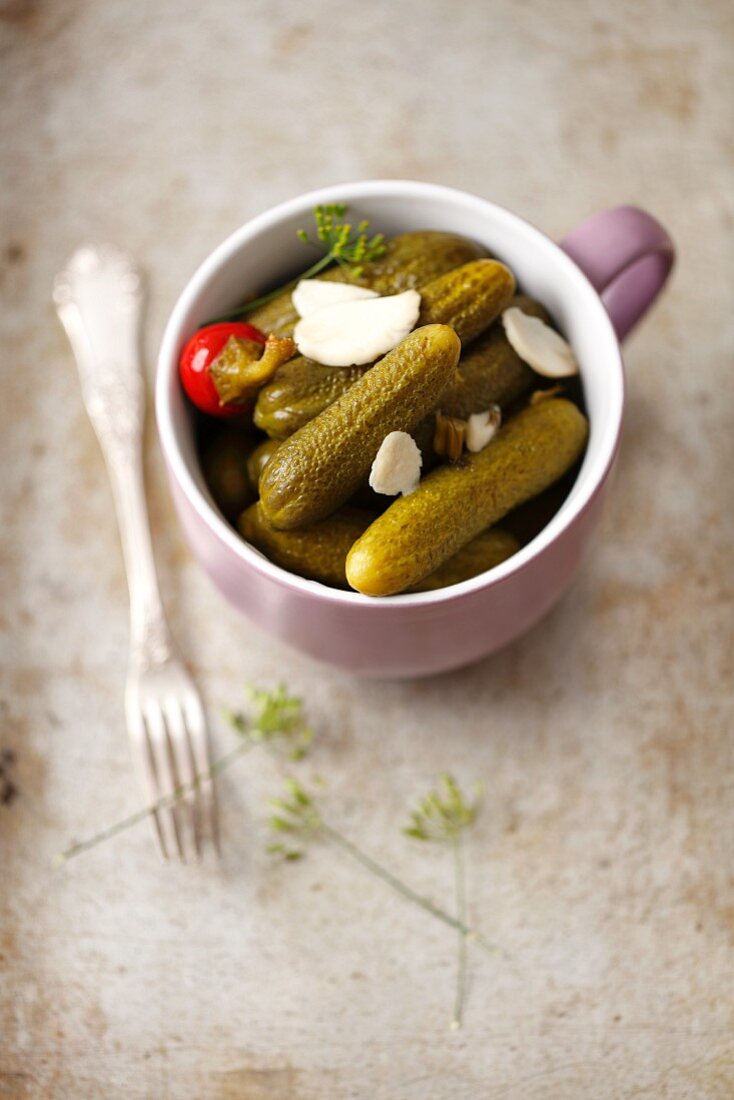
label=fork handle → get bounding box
[105,443,174,666]
[54,244,173,665]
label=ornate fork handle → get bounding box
[54,244,173,669]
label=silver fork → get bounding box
[53,243,217,861]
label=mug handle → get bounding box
[559,206,675,343]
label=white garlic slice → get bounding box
[466,405,501,453]
[292,279,378,318]
[293,289,421,367]
[369,431,422,497]
[502,307,579,378]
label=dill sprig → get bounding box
[404,774,484,1030]
[266,776,323,861]
[404,773,483,843]
[210,204,386,323]
[295,203,385,280]
[224,684,313,761]
[56,686,503,1033]
[266,776,498,959]
[56,685,310,863]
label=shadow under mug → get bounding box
[156,182,674,678]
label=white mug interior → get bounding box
[156,181,624,605]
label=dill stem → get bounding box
[451,834,468,1029]
[55,740,256,864]
[319,821,497,955]
[207,252,336,324]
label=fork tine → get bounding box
[183,692,220,853]
[163,697,202,860]
[125,700,170,860]
[144,704,185,862]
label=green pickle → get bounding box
[408,294,553,463]
[416,259,515,345]
[410,529,519,591]
[254,358,368,440]
[246,438,281,490]
[245,230,488,337]
[346,399,589,596]
[502,474,575,547]
[438,294,550,420]
[259,325,461,530]
[201,428,255,522]
[240,503,518,591]
[239,503,371,588]
[254,260,515,439]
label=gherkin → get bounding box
[259,325,461,530]
[346,399,589,596]
[239,503,518,592]
[246,230,488,337]
[409,529,519,592]
[245,438,281,491]
[239,503,371,588]
[254,260,515,439]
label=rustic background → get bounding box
[1,1,733,1097]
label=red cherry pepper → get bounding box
[179,322,267,417]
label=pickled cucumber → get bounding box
[239,502,371,587]
[259,325,461,530]
[246,438,281,490]
[254,358,368,440]
[501,474,574,547]
[240,502,518,591]
[416,259,515,345]
[438,295,550,420]
[201,428,255,522]
[410,529,519,591]
[254,261,515,440]
[246,231,488,337]
[346,398,589,596]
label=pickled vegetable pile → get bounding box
[187,226,588,596]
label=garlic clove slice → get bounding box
[369,431,422,497]
[292,279,378,318]
[502,307,579,378]
[294,289,421,367]
[465,405,501,453]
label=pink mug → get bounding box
[156,181,674,678]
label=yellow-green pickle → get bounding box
[254,259,515,440]
[406,294,554,465]
[346,399,589,596]
[415,260,515,345]
[240,502,519,592]
[239,503,371,588]
[437,295,550,420]
[259,325,461,530]
[246,230,488,337]
[200,428,255,522]
[245,437,281,491]
[254,358,368,440]
[410,529,519,591]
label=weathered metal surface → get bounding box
[1,1,732,1096]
